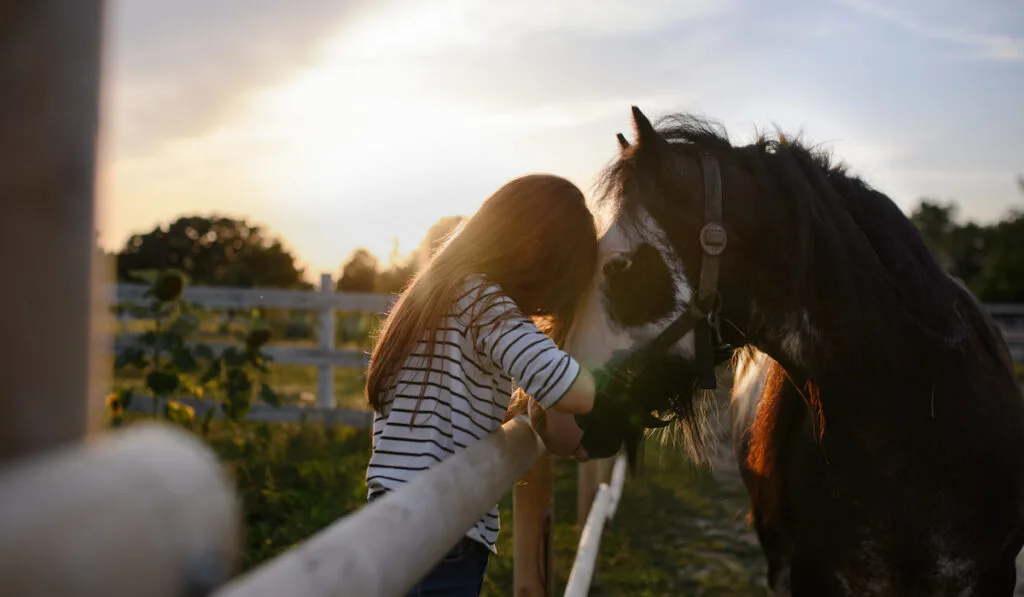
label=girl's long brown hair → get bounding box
[366,174,598,412]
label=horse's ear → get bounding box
[631,106,672,156]
[632,106,660,145]
[630,106,700,209]
[616,132,630,151]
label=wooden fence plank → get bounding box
[114,283,395,313]
[113,336,370,368]
[564,454,628,597]
[125,396,372,427]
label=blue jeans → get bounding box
[406,535,490,597]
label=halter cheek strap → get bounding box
[693,154,729,388]
[622,153,731,391]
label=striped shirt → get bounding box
[366,274,582,553]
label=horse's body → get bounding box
[728,275,1024,595]
[569,107,1024,595]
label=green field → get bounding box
[132,415,767,596]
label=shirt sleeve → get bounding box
[469,287,582,410]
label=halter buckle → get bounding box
[699,223,728,256]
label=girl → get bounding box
[365,173,599,596]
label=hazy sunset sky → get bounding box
[97,0,1024,282]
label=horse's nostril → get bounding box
[605,255,632,275]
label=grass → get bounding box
[125,414,767,596]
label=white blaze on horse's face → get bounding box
[566,206,696,369]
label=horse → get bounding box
[567,106,1024,595]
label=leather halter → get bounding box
[606,153,732,394]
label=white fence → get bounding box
[113,272,391,426]
[111,279,1024,426]
[989,304,1024,363]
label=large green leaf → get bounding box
[145,371,179,397]
[153,270,186,302]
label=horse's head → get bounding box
[569,106,821,463]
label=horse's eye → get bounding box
[604,255,632,276]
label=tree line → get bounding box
[910,176,1024,303]
[109,185,1023,302]
[110,214,466,294]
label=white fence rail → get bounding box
[565,454,628,597]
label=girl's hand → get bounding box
[528,396,588,461]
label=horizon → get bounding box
[97,0,1024,280]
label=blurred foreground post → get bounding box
[0,1,106,459]
[0,424,241,597]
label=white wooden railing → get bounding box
[113,272,393,411]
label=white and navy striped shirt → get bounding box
[366,274,582,553]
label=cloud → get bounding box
[100,0,1024,275]
[837,0,1024,62]
[102,0,368,156]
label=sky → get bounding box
[97,0,1024,282]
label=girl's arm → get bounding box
[550,366,594,414]
[472,291,595,414]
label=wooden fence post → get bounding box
[513,453,555,597]
[0,0,106,462]
[317,273,336,409]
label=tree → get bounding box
[908,175,1024,303]
[376,238,416,295]
[116,215,310,289]
[337,248,379,292]
[910,200,957,272]
[971,210,1024,303]
[416,215,465,269]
